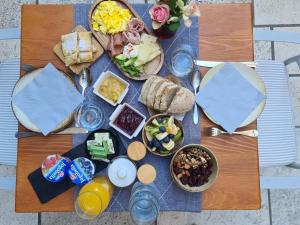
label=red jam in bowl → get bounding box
[113,106,143,136]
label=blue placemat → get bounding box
[73,3,201,212]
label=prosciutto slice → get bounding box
[122,30,141,45]
[128,18,144,33]
[108,33,124,56]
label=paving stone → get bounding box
[158,189,269,225]
[42,212,133,225]
[273,27,300,74]
[0,190,37,225]
[0,0,36,29]
[270,189,300,225]
[254,0,300,25]
[254,27,272,60]
[0,40,20,61]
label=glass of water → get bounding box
[167,43,195,77]
[129,182,160,225]
[74,101,104,131]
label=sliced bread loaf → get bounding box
[139,76,157,104]
[159,83,179,112]
[153,80,174,111]
[167,87,195,114]
[146,77,165,107]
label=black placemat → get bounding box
[28,129,126,204]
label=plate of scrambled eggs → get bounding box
[89,0,164,80]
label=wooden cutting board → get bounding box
[88,0,164,80]
[53,25,104,75]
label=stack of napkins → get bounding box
[196,63,265,133]
[12,63,83,135]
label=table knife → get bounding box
[15,127,88,139]
[194,60,256,68]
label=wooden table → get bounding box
[15,3,260,212]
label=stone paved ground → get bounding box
[1,0,300,224]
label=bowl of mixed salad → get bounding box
[142,114,184,156]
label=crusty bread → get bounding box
[167,87,195,114]
[140,76,157,104]
[153,80,173,110]
[141,76,195,115]
[159,84,179,112]
[146,77,164,107]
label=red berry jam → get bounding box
[113,106,143,136]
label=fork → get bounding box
[208,127,258,137]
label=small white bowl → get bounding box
[109,103,146,139]
[93,71,129,106]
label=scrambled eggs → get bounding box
[92,1,132,34]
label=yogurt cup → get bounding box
[41,154,70,182]
[68,157,95,185]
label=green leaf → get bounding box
[167,21,180,32]
[168,0,177,11]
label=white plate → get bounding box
[11,68,75,133]
[199,62,266,127]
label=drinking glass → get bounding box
[167,44,195,77]
[74,101,104,131]
[129,182,160,225]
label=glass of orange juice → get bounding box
[75,176,114,220]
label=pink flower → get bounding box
[149,4,170,29]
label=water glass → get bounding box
[74,101,104,131]
[129,182,160,225]
[167,44,195,77]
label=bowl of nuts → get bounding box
[170,144,219,192]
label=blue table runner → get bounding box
[73,3,201,212]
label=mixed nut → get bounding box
[172,147,213,187]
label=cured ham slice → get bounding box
[122,30,141,45]
[114,33,123,46]
[108,33,124,56]
[128,18,144,33]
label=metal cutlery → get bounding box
[15,127,88,139]
[79,68,92,97]
[207,127,258,137]
[191,69,201,125]
[194,60,256,68]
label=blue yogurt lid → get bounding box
[68,157,95,185]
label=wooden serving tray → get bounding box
[88,0,164,80]
[53,25,104,75]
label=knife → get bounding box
[15,127,88,139]
[194,60,256,68]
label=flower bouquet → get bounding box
[149,0,200,39]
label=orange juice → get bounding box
[76,176,114,219]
